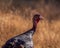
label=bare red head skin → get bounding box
[33,14,43,31]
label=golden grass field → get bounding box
[0,0,60,48]
[0,10,60,48]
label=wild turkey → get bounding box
[2,14,43,48]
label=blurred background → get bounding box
[0,0,60,48]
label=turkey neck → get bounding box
[33,21,37,32]
[21,21,38,36]
[31,21,38,35]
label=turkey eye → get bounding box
[36,17,39,19]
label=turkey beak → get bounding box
[39,16,43,20]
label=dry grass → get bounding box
[0,10,60,48]
[0,0,60,48]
